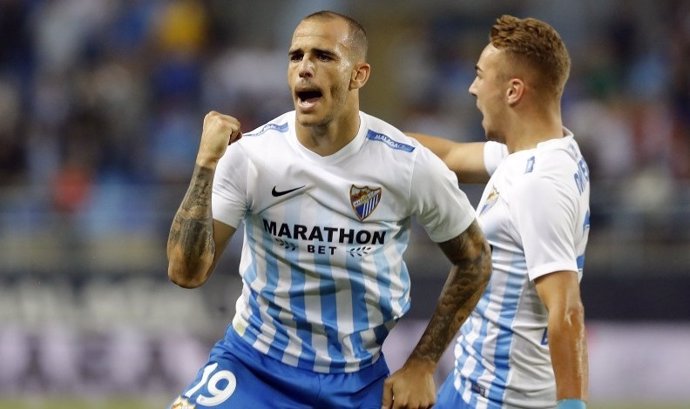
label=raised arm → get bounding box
[407,132,489,183]
[382,220,492,409]
[535,271,589,404]
[167,111,243,288]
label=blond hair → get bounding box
[490,15,571,98]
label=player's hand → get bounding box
[196,111,243,167]
[381,358,436,409]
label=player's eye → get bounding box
[316,51,334,61]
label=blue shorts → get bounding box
[434,373,472,409]
[169,329,390,409]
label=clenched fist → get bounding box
[196,111,243,168]
[382,358,436,409]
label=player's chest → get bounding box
[476,172,521,244]
[248,155,409,223]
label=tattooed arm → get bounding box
[382,220,491,409]
[167,112,242,288]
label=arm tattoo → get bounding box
[410,221,491,364]
[167,165,216,276]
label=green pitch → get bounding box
[0,397,168,409]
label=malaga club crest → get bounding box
[350,185,382,221]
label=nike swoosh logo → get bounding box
[271,185,306,197]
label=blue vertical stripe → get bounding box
[258,221,292,360]
[346,250,369,366]
[373,250,393,319]
[310,204,345,372]
[461,283,492,408]
[486,267,524,404]
[282,191,315,369]
[391,227,410,315]
[317,260,344,371]
[288,251,315,370]
[239,227,259,347]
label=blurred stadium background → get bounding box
[1,0,689,408]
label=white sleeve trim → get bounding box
[529,261,579,281]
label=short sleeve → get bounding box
[212,144,249,228]
[511,176,579,280]
[484,141,509,176]
[411,146,476,243]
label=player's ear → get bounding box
[349,62,370,90]
[506,78,524,106]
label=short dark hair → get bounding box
[302,10,368,61]
[490,15,571,98]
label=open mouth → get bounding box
[296,89,323,109]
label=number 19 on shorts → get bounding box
[183,362,237,406]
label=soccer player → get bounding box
[410,15,590,409]
[166,10,491,409]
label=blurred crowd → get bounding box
[0,0,688,251]
[1,0,689,242]
[0,0,288,229]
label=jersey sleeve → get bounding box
[410,145,476,243]
[483,141,509,176]
[511,175,579,280]
[211,143,249,228]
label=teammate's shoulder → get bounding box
[517,136,583,193]
[533,135,582,167]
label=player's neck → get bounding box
[296,111,361,156]
[505,108,563,153]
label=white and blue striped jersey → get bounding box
[211,111,476,374]
[450,132,590,408]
